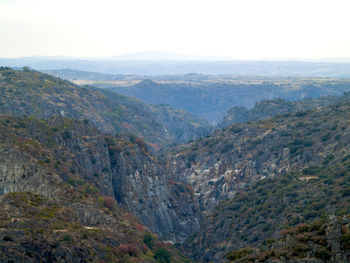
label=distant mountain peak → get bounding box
[105,50,233,61]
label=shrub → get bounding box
[154,248,172,263]
[68,178,76,187]
[143,232,155,249]
[113,244,138,257]
[103,196,117,210]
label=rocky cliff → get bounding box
[167,99,350,212]
[0,116,191,262]
[0,115,198,244]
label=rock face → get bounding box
[0,116,115,198]
[216,106,249,129]
[167,100,350,212]
[0,146,64,198]
[165,99,350,262]
[183,156,350,262]
[106,135,199,241]
[0,116,198,243]
[154,104,213,144]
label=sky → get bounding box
[1,0,350,59]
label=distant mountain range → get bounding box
[0,51,234,62]
[2,51,350,76]
[96,50,234,61]
[3,51,350,62]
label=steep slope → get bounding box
[0,67,212,149]
[167,100,350,211]
[0,115,198,243]
[0,117,191,262]
[164,100,350,261]
[185,160,350,261]
[105,134,199,242]
[0,191,193,263]
[217,93,350,129]
[226,216,350,263]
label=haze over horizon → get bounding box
[1,0,350,60]
[3,50,350,63]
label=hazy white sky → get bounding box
[1,0,350,59]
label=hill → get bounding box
[0,67,212,149]
[217,93,350,129]
[164,98,350,261]
[43,68,132,81]
[109,78,350,123]
[226,216,350,263]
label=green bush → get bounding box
[154,248,172,263]
[143,232,155,249]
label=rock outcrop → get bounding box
[167,100,350,212]
[166,99,350,261]
[0,116,198,243]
